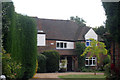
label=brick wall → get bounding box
[37,40,76,55]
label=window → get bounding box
[60,42,63,48]
[85,57,96,66]
[64,43,67,48]
[56,42,67,49]
[86,40,91,47]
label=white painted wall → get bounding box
[56,41,74,49]
[37,34,46,46]
[85,28,98,41]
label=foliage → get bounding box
[42,50,60,72]
[102,2,120,43]
[93,26,111,54]
[2,2,37,80]
[93,26,106,36]
[16,14,37,79]
[2,2,15,53]
[103,55,110,66]
[81,38,108,63]
[37,53,46,73]
[104,63,111,78]
[2,49,21,80]
[75,42,86,70]
[70,16,86,27]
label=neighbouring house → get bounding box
[34,17,105,71]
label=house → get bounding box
[34,17,104,71]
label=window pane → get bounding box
[64,43,67,48]
[93,60,96,65]
[89,59,92,65]
[57,43,59,47]
[60,43,63,48]
[86,60,89,65]
[86,42,90,46]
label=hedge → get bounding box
[37,54,46,73]
[42,50,60,72]
[2,2,37,80]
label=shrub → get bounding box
[2,53,21,80]
[75,42,86,70]
[42,50,60,72]
[37,54,46,73]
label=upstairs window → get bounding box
[86,40,91,47]
[56,42,67,49]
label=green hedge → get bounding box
[75,42,86,70]
[37,54,46,73]
[2,2,37,80]
[42,50,60,72]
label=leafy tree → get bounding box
[93,26,106,36]
[75,42,86,70]
[70,16,86,27]
[93,26,110,54]
[102,2,120,43]
[81,38,108,63]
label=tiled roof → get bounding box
[35,17,91,41]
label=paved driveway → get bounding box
[29,72,104,80]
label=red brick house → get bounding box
[35,17,104,71]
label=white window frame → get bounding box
[86,40,91,47]
[85,57,97,66]
[56,42,67,49]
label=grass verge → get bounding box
[59,74,106,80]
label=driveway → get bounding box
[29,72,104,80]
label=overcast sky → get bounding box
[12,0,106,27]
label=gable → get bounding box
[85,28,98,40]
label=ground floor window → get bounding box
[85,57,96,66]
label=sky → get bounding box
[12,0,106,27]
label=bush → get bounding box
[75,42,86,70]
[2,53,21,80]
[42,50,60,72]
[37,54,46,73]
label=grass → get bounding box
[59,74,106,80]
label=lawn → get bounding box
[59,74,106,80]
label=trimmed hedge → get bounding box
[2,2,37,80]
[37,54,46,73]
[42,50,60,72]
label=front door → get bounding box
[67,56,72,71]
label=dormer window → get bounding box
[86,40,91,47]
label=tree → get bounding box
[75,42,86,70]
[93,26,106,36]
[16,14,37,79]
[102,2,120,43]
[93,26,110,54]
[81,38,108,63]
[70,16,86,27]
[2,2,37,79]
